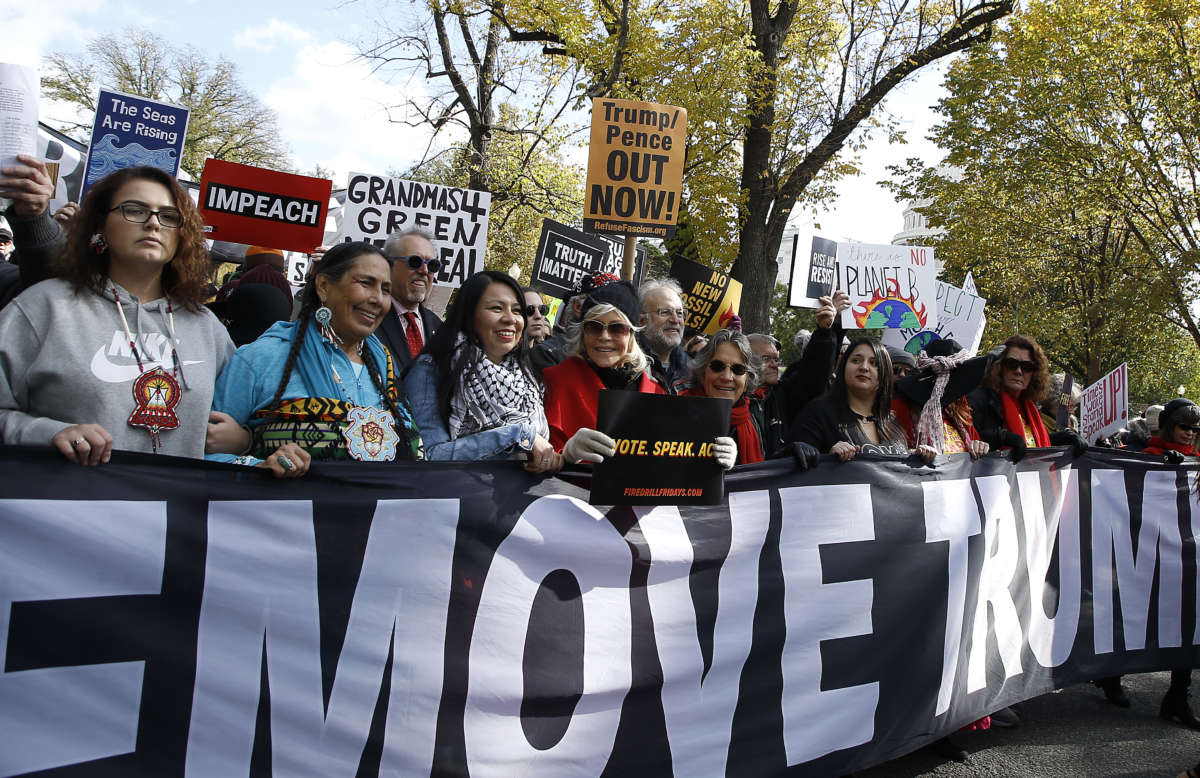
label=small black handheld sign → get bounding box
[590,390,730,505]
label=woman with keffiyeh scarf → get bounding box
[405,270,560,472]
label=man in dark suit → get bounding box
[374,228,443,374]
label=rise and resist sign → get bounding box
[2,446,1199,777]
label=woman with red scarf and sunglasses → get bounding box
[967,335,1086,457]
[683,328,765,466]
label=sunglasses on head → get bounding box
[1001,357,1037,373]
[708,359,749,376]
[582,320,631,337]
[390,254,442,274]
[525,304,550,317]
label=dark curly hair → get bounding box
[982,334,1051,403]
[60,166,210,309]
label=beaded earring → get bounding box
[315,303,340,346]
[90,233,108,254]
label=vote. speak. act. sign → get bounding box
[1080,363,1129,444]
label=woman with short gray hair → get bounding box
[682,328,765,465]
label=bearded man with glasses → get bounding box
[374,228,444,374]
[637,277,690,393]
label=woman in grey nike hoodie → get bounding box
[0,166,235,463]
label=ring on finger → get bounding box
[540,458,550,465]
[71,437,86,448]
[277,454,294,471]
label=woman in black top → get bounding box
[789,336,935,462]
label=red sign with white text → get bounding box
[198,159,331,253]
[1080,363,1128,445]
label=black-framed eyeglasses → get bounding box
[708,359,749,376]
[1180,424,1200,433]
[109,202,183,229]
[390,254,442,274]
[582,320,631,337]
[1001,357,1037,373]
[525,304,550,317]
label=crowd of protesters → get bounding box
[3,155,1200,766]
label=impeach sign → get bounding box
[583,98,687,239]
[337,172,491,288]
[198,159,331,253]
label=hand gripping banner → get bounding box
[0,445,1197,776]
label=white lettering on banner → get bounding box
[968,476,1025,692]
[1193,473,1200,644]
[463,495,632,776]
[922,479,982,716]
[777,484,879,765]
[1092,470,1183,653]
[185,499,457,777]
[638,491,771,777]
[1018,470,1081,667]
[0,500,165,776]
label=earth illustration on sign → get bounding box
[851,279,929,329]
[903,330,940,355]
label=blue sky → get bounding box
[6,0,947,245]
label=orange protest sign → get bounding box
[583,98,687,239]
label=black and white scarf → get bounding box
[449,337,549,441]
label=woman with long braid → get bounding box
[207,242,422,465]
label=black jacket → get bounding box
[640,337,690,394]
[1,207,62,310]
[966,387,1008,450]
[376,301,443,376]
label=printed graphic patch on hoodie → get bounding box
[91,330,204,383]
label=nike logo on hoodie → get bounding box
[90,330,204,383]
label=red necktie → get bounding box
[403,311,424,356]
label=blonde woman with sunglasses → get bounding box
[542,279,666,465]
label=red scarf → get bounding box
[1142,436,1196,456]
[1000,391,1051,448]
[685,388,764,464]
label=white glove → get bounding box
[562,428,616,464]
[713,436,738,470]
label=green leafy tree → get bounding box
[890,0,1200,401]
[41,28,292,176]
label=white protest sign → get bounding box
[881,280,987,357]
[835,243,938,330]
[0,63,38,168]
[1079,363,1129,445]
[338,172,491,288]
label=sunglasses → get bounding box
[1001,357,1037,373]
[708,359,749,376]
[525,304,550,317]
[582,320,631,337]
[390,254,443,274]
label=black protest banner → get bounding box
[3,445,1200,777]
[530,220,612,299]
[198,159,332,252]
[592,390,728,505]
[338,172,491,288]
[593,233,648,288]
[668,255,743,335]
[583,98,687,239]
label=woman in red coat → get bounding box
[543,279,665,464]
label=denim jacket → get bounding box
[404,354,538,461]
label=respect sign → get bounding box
[338,172,491,289]
[881,280,987,357]
[583,98,687,239]
[836,243,939,330]
[669,256,743,335]
[198,159,331,253]
[82,89,189,198]
[530,219,611,299]
[1080,363,1129,445]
